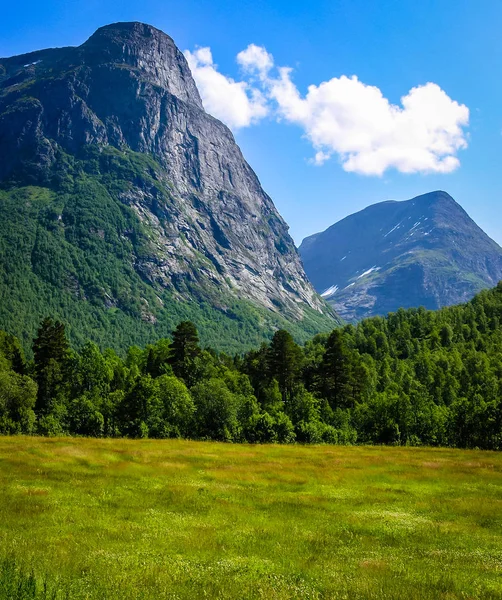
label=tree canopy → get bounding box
[1,282,502,448]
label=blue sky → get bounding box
[1,0,501,245]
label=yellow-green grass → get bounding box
[1,438,502,599]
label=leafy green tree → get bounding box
[191,379,239,441]
[236,394,264,442]
[73,342,112,398]
[241,343,271,405]
[37,402,68,436]
[0,332,26,375]
[0,333,17,364]
[143,339,173,378]
[272,412,296,443]
[0,371,37,434]
[253,412,278,443]
[67,394,104,437]
[258,380,284,417]
[152,375,195,438]
[288,386,320,425]
[118,375,161,438]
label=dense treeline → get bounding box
[2,282,502,448]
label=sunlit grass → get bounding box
[1,437,501,598]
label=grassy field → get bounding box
[0,438,501,599]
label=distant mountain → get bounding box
[299,191,502,321]
[0,22,337,353]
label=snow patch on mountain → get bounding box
[357,266,380,279]
[384,222,402,237]
[321,284,339,298]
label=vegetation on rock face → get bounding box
[2,282,502,449]
[0,146,336,355]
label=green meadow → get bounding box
[0,438,501,599]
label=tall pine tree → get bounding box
[268,330,303,404]
[33,318,70,414]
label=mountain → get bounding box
[299,191,502,321]
[0,22,337,353]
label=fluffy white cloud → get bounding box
[185,44,469,175]
[236,44,274,78]
[184,47,269,129]
[268,70,469,175]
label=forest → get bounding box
[1,281,502,449]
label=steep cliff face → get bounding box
[0,22,335,352]
[300,191,502,322]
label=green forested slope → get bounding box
[0,146,334,354]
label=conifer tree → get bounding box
[320,329,353,409]
[169,321,201,386]
[32,318,70,414]
[268,330,303,403]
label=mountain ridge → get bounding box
[299,191,502,321]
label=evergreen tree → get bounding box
[32,318,70,415]
[267,330,303,404]
[320,330,353,409]
[169,321,202,386]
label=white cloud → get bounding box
[236,44,274,78]
[312,151,332,166]
[268,71,469,175]
[184,47,269,129]
[185,44,469,175]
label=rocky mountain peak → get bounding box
[399,190,460,216]
[300,191,502,321]
[0,22,202,182]
[81,22,203,109]
[409,190,454,205]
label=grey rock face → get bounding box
[299,191,502,321]
[0,22,329,319]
